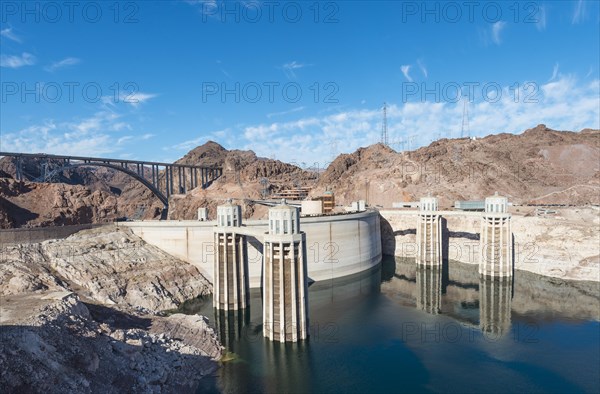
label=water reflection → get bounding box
[260,341,311,394]
[416,267,442,314]
[196,256,599,394]
[383,257,514,336]
[479,277,512,336]
[214,308,250,349]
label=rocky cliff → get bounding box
[0,226,222,393]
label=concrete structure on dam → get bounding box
[262,201,309,342]
[416,195,442,267]
[480,193,513,278]
[381,193,515,278]
[213,201,248,311]
[120,209,382,288]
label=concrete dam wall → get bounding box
[121,209,382,288]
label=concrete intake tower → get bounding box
[213,200,249,311]
[263,200,309,342]
[416,195,442,267]
[479,193,513,278]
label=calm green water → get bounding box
[195,257,600,394]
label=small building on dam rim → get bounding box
[120,209,383,288]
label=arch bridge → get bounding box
[0,152,223,213]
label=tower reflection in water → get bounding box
[394,258,513,337]
[479,277,513,336]
[214,308,250,350]
[416,266,442,315]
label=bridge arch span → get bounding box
[46,162,169,207]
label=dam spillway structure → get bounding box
[263,200,309,342]
[416,195,442,267]
[213,200,249,311]
[479,193,513,278]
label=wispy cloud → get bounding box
[536,6,547,31]
[117,136,134,145]
[572,0,586,24]
[491,21,507,45]
[282,61,308,79]
[166,129,230,151]
[126,92,158,107]
[549,63,559,81]
[267,106,305,119]
[417,59,428,78]
[585,66,594,78]
[0,27,22,43]
[401,65,413,82]
[103,92,158,108]
[0,52,36,68]
[44,57,81,72]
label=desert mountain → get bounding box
[311,124,600,207]
[1,125,598,228]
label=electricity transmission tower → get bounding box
[461,98,470,138]
[381,102,388,146]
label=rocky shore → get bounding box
[0,226,222,393]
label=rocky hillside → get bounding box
[312,125,600,207]
[0,178,119,228]
[1,126,598,227]
[0,141,314,227]
[0,226,221,393]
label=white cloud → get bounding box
[44,57,81,72]
[221,76,599,166]
[572,0,586,24]
[401,65,413,82]
[0,110,142,156]
[491,21,506,45]
[0,27,22,43]
[0,52,36,68]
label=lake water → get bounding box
[195,257,600,393]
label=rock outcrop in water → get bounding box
[0,226,222,393]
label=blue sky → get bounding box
[1,0,598,167]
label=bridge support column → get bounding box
[416,195,442,267]
[213,200,248,311]
[263,200,309,343]
[479,193,513,278]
